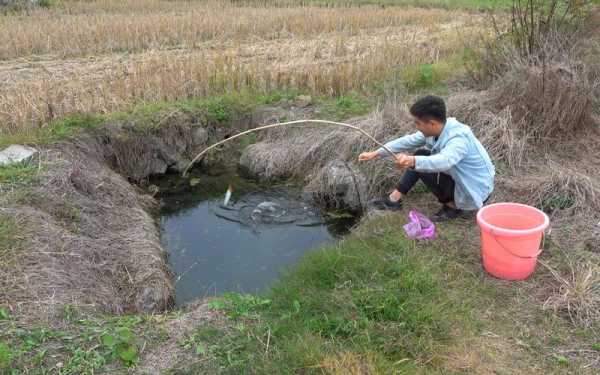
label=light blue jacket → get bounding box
[377,117,495,210]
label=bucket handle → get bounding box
[489,230,546,259]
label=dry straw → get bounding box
[540,259,600,329]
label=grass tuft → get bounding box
[542,259,600,330]
[0,163,38,186]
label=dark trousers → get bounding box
[396,149,455,204]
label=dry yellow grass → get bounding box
[0,0,468,59]
[316,351,379,374]
[0,0,485,137]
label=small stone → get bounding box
[295,95,312,108]
[0,145,38,166]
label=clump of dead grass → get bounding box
[315,351,378,375]
[452,60,598,151]
[518,163,600,213]
[542,259,600,330]
[447,92,529,170]
[493,63,597,142]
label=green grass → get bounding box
[178,224,468,373]
[0,163,39,188]
[400,51,473,93]
[314,92,373,121]
[0,113,105,150]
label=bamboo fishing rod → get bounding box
[182,119,398,177]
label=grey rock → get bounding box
[309,160,368,211]
[0,145,38,166]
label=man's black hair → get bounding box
[409,95,446,123]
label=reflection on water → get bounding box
[156,168,353,306]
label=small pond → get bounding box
[155,167,354,306]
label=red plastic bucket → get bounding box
[476,203,549,280]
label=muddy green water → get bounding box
[156,168,353,306]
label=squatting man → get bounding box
[358,95,495,222]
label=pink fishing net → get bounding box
[403,210,436,240]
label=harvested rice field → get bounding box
[0,0,599,374]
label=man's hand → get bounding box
[394,153,415,170]
[358,151,379,162]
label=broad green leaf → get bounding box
[116,327,133,343]
[117,344,138,365]
[101,334,116,348]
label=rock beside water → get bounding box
[0,145,39,166]
[307,160,368,212]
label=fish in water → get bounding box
[223,185,233,206]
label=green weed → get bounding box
[43,113,105,143]
[209,293,272,319]
[0,342,11,372]
[254,90,299,105]
[541,195,575,212]
[553,354,570,365]
[314,93,372,121]
[0,163,38,186]
[402,57,464,93]
[99,326,139,367]
[0,311,147,373]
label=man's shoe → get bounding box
[367,196,403,211]
[431,205,462,222]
